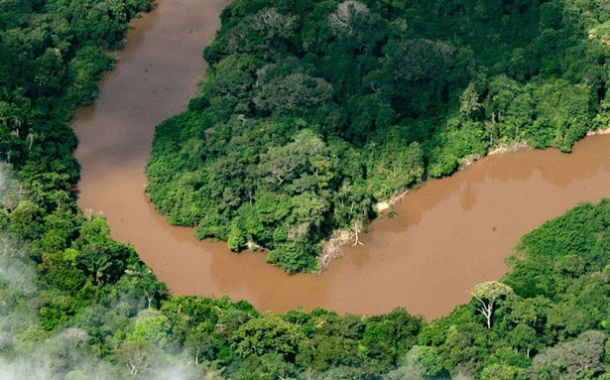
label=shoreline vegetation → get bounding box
[146,0,610,274]
[3,0,610,379]
[319,124,608,272]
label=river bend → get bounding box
[73,0,610,320]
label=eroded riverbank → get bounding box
[73,0,610,320]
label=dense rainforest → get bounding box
[146,0,610,273]
[3,0,610,379]
[6,163,610,380]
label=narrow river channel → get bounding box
[73,0,610,320]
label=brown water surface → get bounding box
[73,0,610,320]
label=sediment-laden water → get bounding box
[73,0,610,320]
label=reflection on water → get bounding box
[73,0,610,320]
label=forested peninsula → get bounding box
[147,0,610,272]
[3,0,610,379]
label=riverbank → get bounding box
[72,0,610,319]
[322,129,602,273]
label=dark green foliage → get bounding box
[6,0,610,379]
[232,313,304,360]
[147,0,610,272]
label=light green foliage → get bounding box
[129,310,172,349]
[8,200,42,239]
[473,282,513,301]
[481,364,528,380]
[232,313,303,360]
[530,80,593,152]
[471,281,513,329]
[66,46,114,105]
[227,218,248,252]
[368,142,424,200]
[63,248,80,265]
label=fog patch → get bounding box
[0,248,36,296]
[0,165,206,380]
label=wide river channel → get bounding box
[73,0,610,320]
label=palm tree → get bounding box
[80,248,112,285]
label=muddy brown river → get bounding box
[73,0,610,320]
